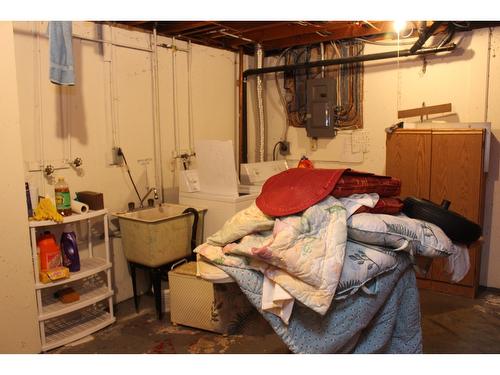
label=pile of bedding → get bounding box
[193,168,470,353]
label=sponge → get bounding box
[54,287,80,304]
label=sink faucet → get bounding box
[139,187,159,208]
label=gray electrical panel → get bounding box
[305,78,337,138]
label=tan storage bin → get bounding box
[168,262,254,334]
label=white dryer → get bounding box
[178,140,255,241]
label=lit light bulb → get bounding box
[393,20,407,34]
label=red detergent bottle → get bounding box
[37,231,62,271]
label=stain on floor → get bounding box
[49,293,289,354]
[49,288,500,354]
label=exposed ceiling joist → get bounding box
[110,21,500,55]
[264,21,400,50]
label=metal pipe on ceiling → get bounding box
[239,43,457,164]
[243,42,454,77]
[409,21,443,53]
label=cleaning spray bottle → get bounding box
[60,224,80,272]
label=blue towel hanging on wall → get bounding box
[48,21,75,85]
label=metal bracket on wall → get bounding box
[27,160,70,174]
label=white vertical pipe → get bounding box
[255,44,265,162]
[108,26,120,148]
[187,40,195,154]
[60,85,72,164]
[172,38,180,155]
[35,21,46,195]
[151,28,164,201]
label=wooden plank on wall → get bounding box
[398,103,452,119]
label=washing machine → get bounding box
[178,140,288,241]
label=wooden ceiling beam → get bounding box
[228,22,322,47]
[123,21,151,26]
[112,21,486,55]
[227,21,355,48]
[217,21,284,33]
[262,21,402,50]
[156,21,214,35]
[180,25,223,36]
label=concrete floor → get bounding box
[49,291,290,354]
[49,288,500,354]
[420,288,500,353]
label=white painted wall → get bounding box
[3,22,499,354]
[258,28,500,288]
[11,21,237,307]
[0,21,41,353]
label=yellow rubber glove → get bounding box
[33,197,64,223]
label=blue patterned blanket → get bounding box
[218,253,422,354]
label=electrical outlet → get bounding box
[279,141,291,155]
[111,147,123,165]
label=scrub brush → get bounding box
[33,196,64,223]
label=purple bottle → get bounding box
[61,224,80,272]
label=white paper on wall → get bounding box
[194,140,239,197]
[179,169,201,192]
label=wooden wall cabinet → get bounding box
[386,128,486,298]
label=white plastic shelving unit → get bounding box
[28,209,116,351]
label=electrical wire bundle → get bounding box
[275,40,364,131]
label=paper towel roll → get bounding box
[71,200,89,214]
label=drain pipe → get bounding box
[240,43,456,163]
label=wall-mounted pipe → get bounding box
[240,43,457,163]
[151,27,164,203]
[255,44,265,162]
[409,21,443,53]
[238,48,244,170]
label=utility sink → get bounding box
[115,203,206,267]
